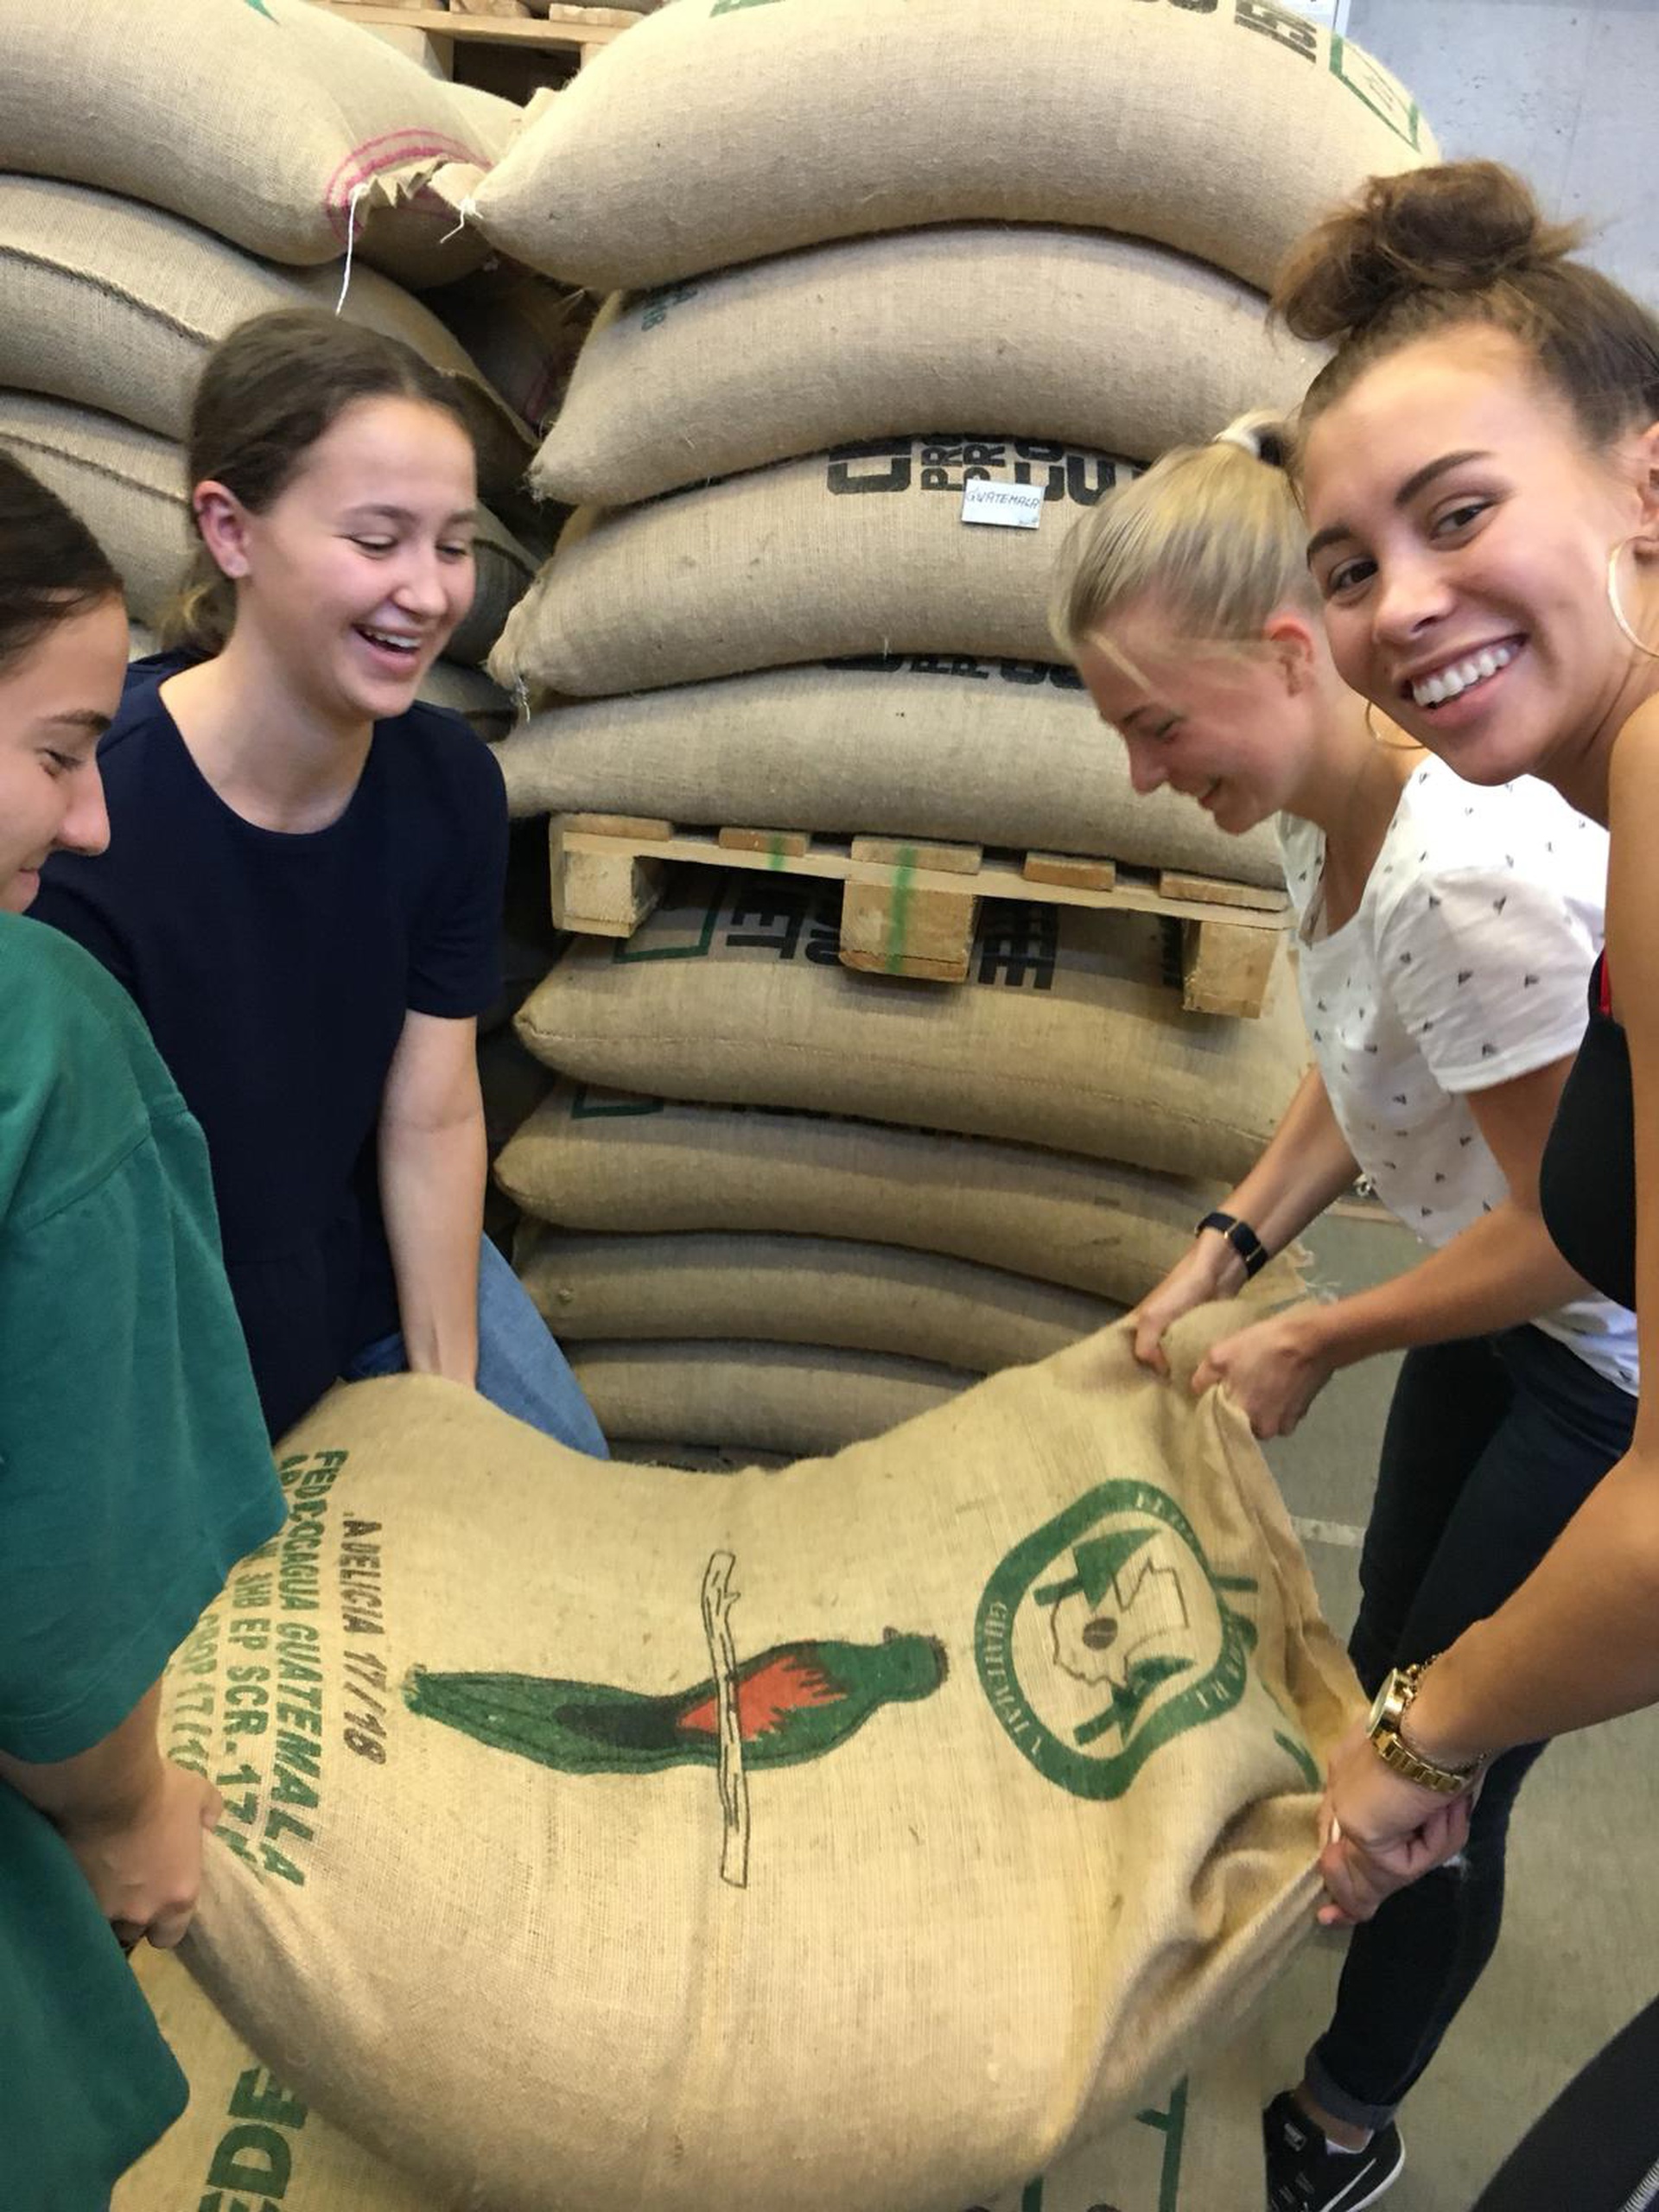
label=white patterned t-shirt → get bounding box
[1278,758,1637,1393]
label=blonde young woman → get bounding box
[1051,418,1636,2212]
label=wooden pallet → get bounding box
[314,1,640,67]
[548,816,1291,1017]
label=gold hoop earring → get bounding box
[1606,538,1659,660]
[1364,700,1418,753]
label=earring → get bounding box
[1607,538,1659,660]
[1364,701,1417,753]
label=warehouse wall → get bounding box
[1346,0,1658,308]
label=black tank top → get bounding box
[1540,954,1637,1310]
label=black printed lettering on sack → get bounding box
[824,652,1085,689]
[910,654,993,681]
[975,904,1058,991]
[1233,0,1318,60]
[918,437,1007,493]
[826,437,914,495]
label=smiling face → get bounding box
[201,394,477,728]
[1302,329,1659,794]
[0,596,126,912]
[1073,600,1321,838]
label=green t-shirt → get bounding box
[0,914,286,2210]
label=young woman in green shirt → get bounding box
[0,454,285,2208]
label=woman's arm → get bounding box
[378,1009,487,1389]
[1320,704,1659,1917]
[0,1685,222,1948]
[1196,1055,1595,1435]
[1128,1063,1361,1371]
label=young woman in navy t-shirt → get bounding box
[35,308,605,1456]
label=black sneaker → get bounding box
[1263,2090,1406,2211]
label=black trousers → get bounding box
[1304,1327,1635,2131]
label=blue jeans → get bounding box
[344,1235,608,1458]
[1306,1325,1633,2133]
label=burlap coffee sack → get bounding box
[535,226,1322,507]
[3,0,515,285]
[459,0,1433,293]
[514,875,1305,1184]
[416,659,518,741]
[0,394,533,669]
[121,1948,1258,2212]
[961,2034,1264,2212]
[499,1080,1309,1312]
[575,1338,972,1454]
[118,1948,434,2212]
[162,1355,1355,2209]
[516,1226,1119,1371]
[432,261,595,434]
[489,439,1132,699]
[494,658,1284,887]
[0,176,531,500]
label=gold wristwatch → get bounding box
[1366,1662,1485,1796]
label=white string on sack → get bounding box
[334,181,372,316]
[437,194,479,249]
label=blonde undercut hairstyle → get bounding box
[1049,412,1318,670]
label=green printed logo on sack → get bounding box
[976,1481,1264,1799]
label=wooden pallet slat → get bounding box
[1179,916,1282,1019]
[1157,866,1287,914]
[545,817,1290,1013]
[717,827,813,860]
[841,874,980,983]
[313,2,641,54]
[549,817,665,936]
[849,835,983,878]
[1024,850,1118,893]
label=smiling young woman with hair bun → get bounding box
[1275,156,1659,2211]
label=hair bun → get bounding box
[1210,410,1292,468]
[1273,161,1582,346]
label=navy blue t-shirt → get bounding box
[33,652,507,1442]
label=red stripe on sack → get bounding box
[1600,953,1614,1017]
[325,130,486,239]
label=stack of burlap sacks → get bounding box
[449,0,1437,1458]
[0,0,549,733]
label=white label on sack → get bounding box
[961,479,1045,531]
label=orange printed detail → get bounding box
[677,1652,842,1743]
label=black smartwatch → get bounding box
[1196,1210,1269,1279]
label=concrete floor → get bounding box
[1253,1212,1659,2209]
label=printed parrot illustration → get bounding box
[404,1628,947,1777]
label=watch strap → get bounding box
[1196,1209,1269,1279]
[1369,1662,1485,1796]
